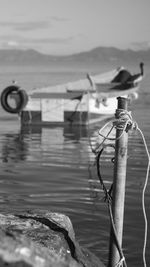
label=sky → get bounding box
[0,0,150,55]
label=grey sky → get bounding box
[0,0,150,55]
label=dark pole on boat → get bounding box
[108,97,129,267]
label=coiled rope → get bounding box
[92,109,149,267]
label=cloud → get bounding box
[0,34,74,51]
[0,15,70,32]
[32,36,74,44]
[7,41,19,47]
[0,34,21,49]
[50,16,70,22]
[0,21,50,31]
[131,41,150,50]
[0,41,21,50]
[0,34,22,41]
[0,15,69,32]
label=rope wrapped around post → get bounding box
[114,109,138,133]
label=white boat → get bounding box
[0,63,144,126]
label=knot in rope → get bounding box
[114,256,125,267]
[114,109,138,132]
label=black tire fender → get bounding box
[0,85,28,114]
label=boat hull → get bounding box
[21,93,116,126]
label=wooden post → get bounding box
[108,97,129,267]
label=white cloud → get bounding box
[7,41,19,47]
[131,41,150,50]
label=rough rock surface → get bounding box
[0,212,105,267]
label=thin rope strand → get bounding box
[137,127,150,267]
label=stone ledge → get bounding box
[0,212,105,267]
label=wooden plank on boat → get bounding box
[24,98,41,111]
[95,85,139,99]
[29,68,122,96]
[31,92,83,100]
[41,99,64,122]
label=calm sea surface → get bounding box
[0,64,150,266]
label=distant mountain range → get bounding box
[0,47,149,66]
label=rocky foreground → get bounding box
[0,212,105,267]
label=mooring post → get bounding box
[108,97,129,267]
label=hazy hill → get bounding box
[0,47,149,66]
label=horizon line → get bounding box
[0,45,149,57]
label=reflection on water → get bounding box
[1,133,28,163]
[0,125,89,163]
[0,122,115,264]
[0,119,149,266]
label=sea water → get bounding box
[0,63,149,266]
